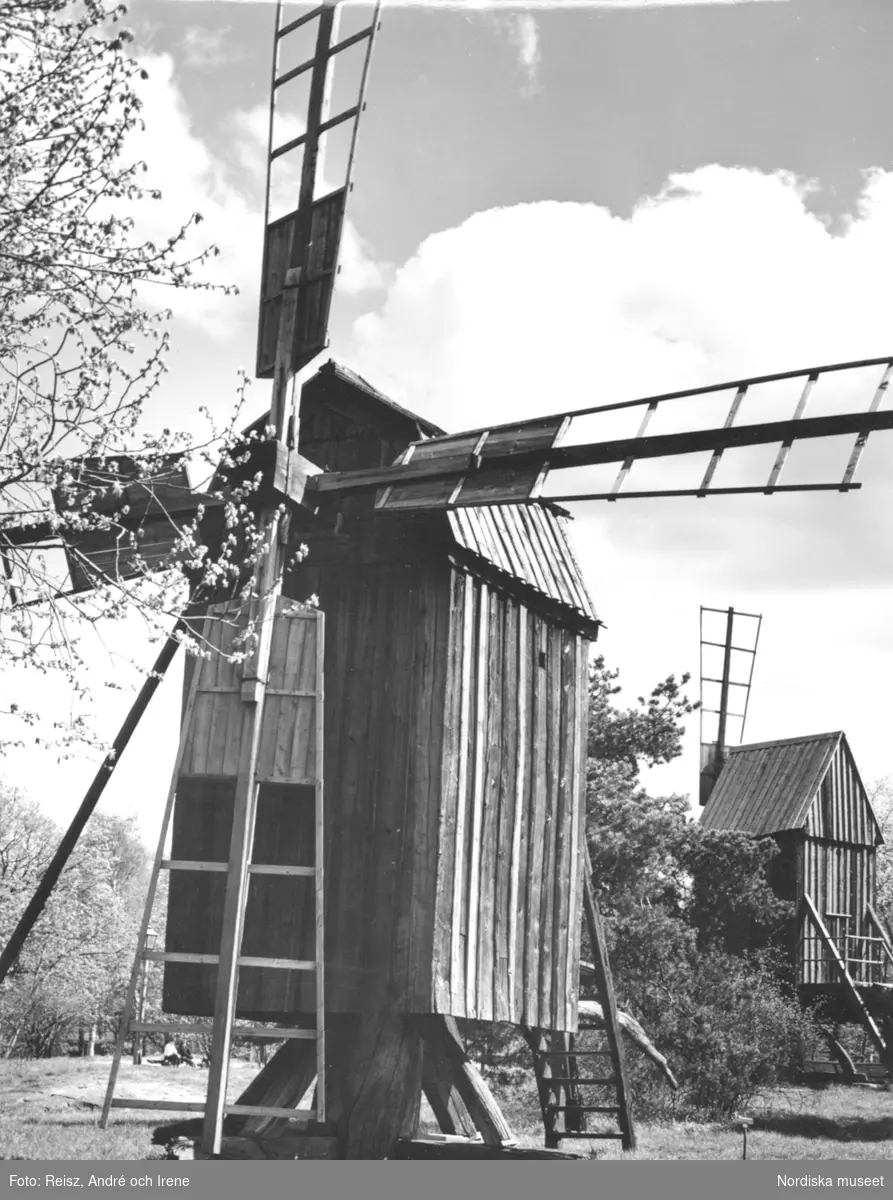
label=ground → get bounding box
[1,1058,891,1160]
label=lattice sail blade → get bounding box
[307,355,893,509]
[256,0,382,379]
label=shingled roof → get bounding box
[700,731,879,841]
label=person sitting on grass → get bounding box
[162,1039,181,1067]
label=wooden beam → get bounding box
[801,894,887,1057]
[419,1016,515,1147]
[393,1139,581,1161]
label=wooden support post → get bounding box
[324,1010,424,1160]
[420,1016,515,1147]
[421,1050,478,1140]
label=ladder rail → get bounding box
[314,610,326,1121]
[99,660,203,1128]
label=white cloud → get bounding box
[180,25,243,71]
[347,165,893,587]
[503,13,541,90]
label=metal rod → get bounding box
[0,620,188,987]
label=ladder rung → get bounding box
[239,956,316,971]
[163,860,226,873]
[129,1022,316,1040]
[145,951,316,970]
[111,1100,206,1112]
[164,858,315,875]
[225,1105,316,1121]
[110,1100,318,1121]
[249,865,315,877]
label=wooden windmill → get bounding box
[698,616,893,1073]
[4,0,893,1162]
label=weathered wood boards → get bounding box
[163,602,323,1018]
[433,571,588,1030]
[164,364,596,1032]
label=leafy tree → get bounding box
[0,781,149,1057]
[584,658,807,1118]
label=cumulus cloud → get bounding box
[346,165,893,595]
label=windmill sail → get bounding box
[301,355,893,510]
[699,606,762,806]
[255,0,382,378]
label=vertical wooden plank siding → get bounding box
[465,584,489,1016]
[434,571,588,1030]
[476,589,502,1023]
[525,617,549,1028]
[567,635,589,1028]
[449,577,476,1016]
[798,742,880,986]
[433,572,466,1012]
[538,626,560,1029]
[494,599,518,1024]
[511,610,532,1025]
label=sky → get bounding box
[5,0,893,847]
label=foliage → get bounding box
[584,657,807,1119]
[0,781,149,1057]
[586,656,696,779]
[869,777,893,937]
[0,0,291,751]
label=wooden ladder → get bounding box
[99,602,327,1154]
[527,848,636,1151]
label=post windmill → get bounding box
[698,614,893,1076]
[4,0,893,1162]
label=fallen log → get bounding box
[577,994,679,1091]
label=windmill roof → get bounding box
[318,363,600,632]
[699,732,844,836]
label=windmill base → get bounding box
[156,1013,519,1160]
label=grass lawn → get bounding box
[1,1058,891,1160]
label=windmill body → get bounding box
[699,617,893,1070]
[165,362,599,1033]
